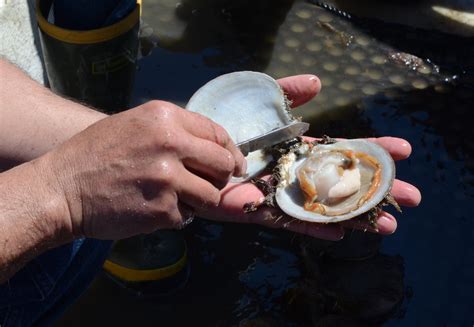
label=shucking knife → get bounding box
[236,122,310,156]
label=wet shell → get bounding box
[186,71,297,180]
[275,139,395,223]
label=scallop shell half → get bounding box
[186,71,297,181]
[275,139,395,223]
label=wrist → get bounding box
[28,156,78,243]
[0,159,75,282]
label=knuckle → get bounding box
[202,189,221,208]
[144,100,164,112]
[159,129,179,152]
[171,217,185,230]
[156,175,173,189]
[153,160,176,187]
[147,99,163,107]
[152,195,178,217]
[163,207,184,230]
[147,101,177,122]
[153,204,174,219]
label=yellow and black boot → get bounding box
[35,0,140,112]
[103,231,189,297]
[36,0,189,295]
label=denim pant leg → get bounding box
[0,239,112,327]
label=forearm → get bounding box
[0,158,71,284]
[0,59,107,169]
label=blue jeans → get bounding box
[0,239,112,326]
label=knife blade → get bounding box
[236,122,310,156]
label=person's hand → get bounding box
[198,75,422,240]
[36,101,246,240]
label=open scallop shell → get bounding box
[186,71,297,181]
[275,139,395,223]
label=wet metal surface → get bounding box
[57,0,474,326]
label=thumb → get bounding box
[277,74,321,108]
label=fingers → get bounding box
[146,190,183,231]
[233,206,345,241]
[375,212,397,234]
[158,202,195,230]
[341,211,397,235]
[277,75,321,108]
[277,178,419,237]
[326,178,420,235]
[392,179,422,207]
[180,135,237,189]
[178,109,246,177]
[212,173,417,238]
[342,179,421,234]
[366,137,412,160]
[259,211,345,240]
[204,180,344,241]
[176,166,221,210]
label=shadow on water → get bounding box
[132,0,295,106]
[57,0,474,326]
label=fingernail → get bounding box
[406,185,422,206]
[309,75,321,91]
[400,141,412,158]
[401,183,422,207]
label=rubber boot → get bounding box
[35,0,140,112]
[36,0,189,295]
[103,230,190,297]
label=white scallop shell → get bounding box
[275,139,395,223]
[186,71,296,180]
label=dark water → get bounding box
[57,1,474,326]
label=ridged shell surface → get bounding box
[275,140,395,223]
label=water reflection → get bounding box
[137,0,455,119]
[236,231,406,326]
